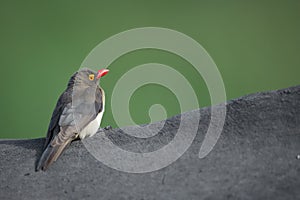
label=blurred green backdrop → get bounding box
[0,0,299,139]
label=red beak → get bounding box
[97,69,109,79]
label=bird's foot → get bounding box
[104,125,112,130]
[99,125,112,132]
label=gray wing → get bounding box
[58,86,103,133]
[43,88,72,149]
[37,87,75,171]
[44,85,103,148]
[37,86,103,171]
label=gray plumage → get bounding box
[36,68,107,171]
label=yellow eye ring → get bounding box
[89,74,95,81]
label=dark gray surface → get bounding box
[1,86,300,200]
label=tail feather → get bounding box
[36,140,71,171]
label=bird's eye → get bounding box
[89,74,95,81]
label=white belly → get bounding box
[79,110,104,139]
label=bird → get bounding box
[36,68,109,171]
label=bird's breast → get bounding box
[79,109,104,139]
[78,86,105,139]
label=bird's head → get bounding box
[71,68,109,86]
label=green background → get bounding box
[0,0,299,139]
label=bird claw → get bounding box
[99,125,112,132]
[104,125,112,130]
